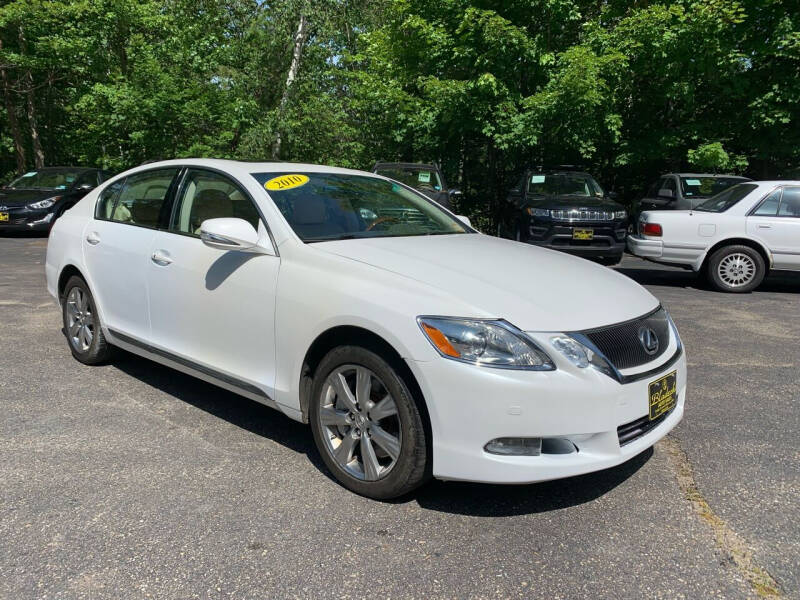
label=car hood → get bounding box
[524,195,623,211]
[315,234,658,331]
[0,188,59,206]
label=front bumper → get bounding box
[409,343,687,484]
[0,207,55,231]
[524,218,628,258]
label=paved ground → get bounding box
[1,234,798,599]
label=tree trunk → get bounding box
[272,14,308,160]
[18,27,45,168]
[0,39,26,174]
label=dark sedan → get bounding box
[497,169,628,264]
[0,167,113,232]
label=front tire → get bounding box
[706,245,765,293]
[309,346,429,499]
[62,276,113,364]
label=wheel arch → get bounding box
[298,326,431,442]
[57,264,87,301]
[699,237,772,273]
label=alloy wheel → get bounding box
[317,364,402,481]
[65,287,95,352]
[717,252,756,288]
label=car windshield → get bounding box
[695,183,758,212]
[5,169,83,190]
[680,176,743,198]
[374,167,443,193]
[254,172,469,242]
[529,173,604,197]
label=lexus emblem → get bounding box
[638,327,659,355]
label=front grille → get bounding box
[617,408,673,446]
[581,307,670,370]
[550,209,615,221]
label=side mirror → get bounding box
[608,191,619,200]
[449,189,463,197]
[200,218,273,254]
[77,183,94,191]
[456,215,471,227]
[658,188,675,199]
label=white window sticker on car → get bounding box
[418,171,431,183]
[531,175,545,183]
[685,179,701,186]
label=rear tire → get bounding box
[62,276,113,364]
[706,245,765,293]
[309,345,429,500]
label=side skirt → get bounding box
[107,328,278,410]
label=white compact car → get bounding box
[46,159,686,499]
[629,181,800,292]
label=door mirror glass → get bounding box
[449,188,462,197]
[200,218,270,253]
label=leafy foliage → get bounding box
[1,0,799,218]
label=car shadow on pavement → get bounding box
[113,348,653,515]
[410,448,653,517]
[616,265,800,294]
[111,350,324,468]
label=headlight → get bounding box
[526,208,550,217]
[418,317,555,370]
[27,196,59,210]
[550,335,615,377]
[614,210,627,219]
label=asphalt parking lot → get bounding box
[1,234,798,599]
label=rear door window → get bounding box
[778,187,800,217]
[101,168,179,228]
[751,189,781,216]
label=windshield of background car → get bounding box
[695,183,758,212]
[680,176,743,198]
[528,173,604,197]
[5,169,83,190]
[253,172,469,242]
[374,167,443,192]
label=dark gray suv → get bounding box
[638,173,750,213]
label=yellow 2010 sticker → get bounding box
[264,173,309,191]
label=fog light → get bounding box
[484,437,541,456]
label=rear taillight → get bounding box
[642,223,662,237]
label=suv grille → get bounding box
[550,209,615,221]
[581,307,670,370]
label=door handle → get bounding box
[757,224,772,229]
[86,232,100,245]
[151,250,173,266]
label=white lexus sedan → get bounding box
[46,159,686,499]
[628,181,800,292]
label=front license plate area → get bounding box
[0,212,8,222]
[648,370,677,420]
[572,228,593,240]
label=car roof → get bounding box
[373,162,437,170]
[119,158,378,179]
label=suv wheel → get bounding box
[310,346,429,499]
[706,245,765,293]
[62,276,113,364]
